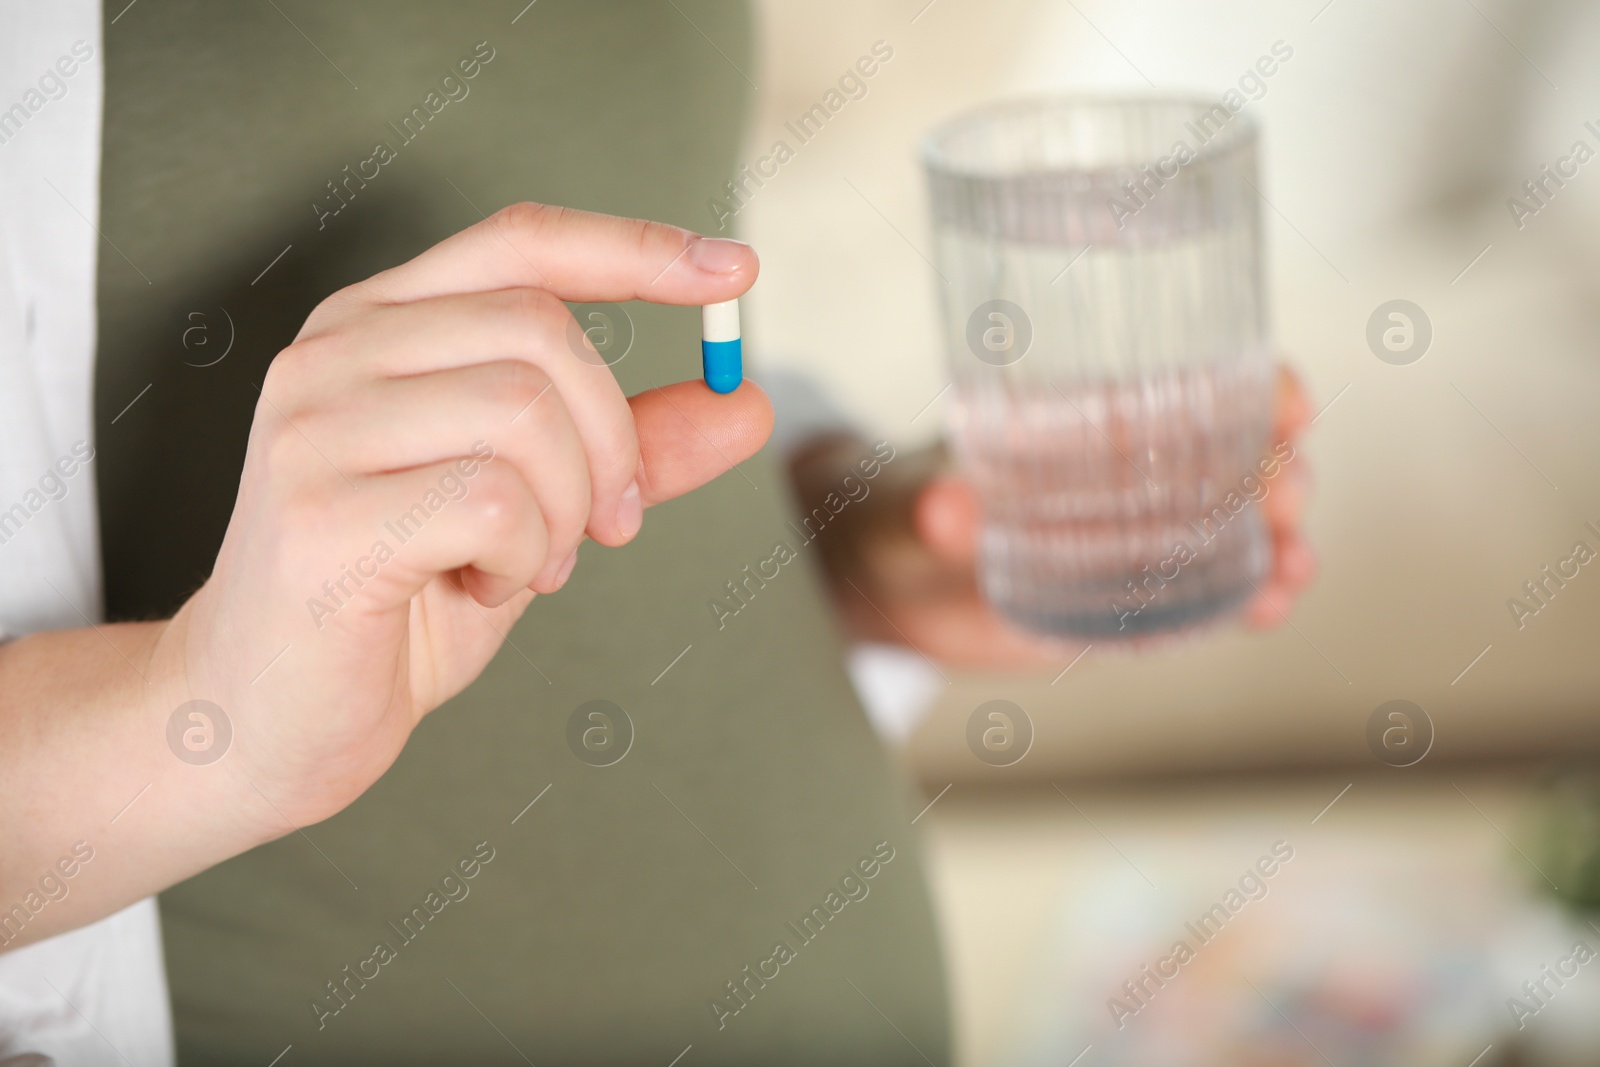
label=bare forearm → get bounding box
[0,619,273,951]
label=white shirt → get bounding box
[0,3,174,1064]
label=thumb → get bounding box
[914,475,981,564]
[629,380,774,506]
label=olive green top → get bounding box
[94,2,949,1063]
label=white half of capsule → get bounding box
[702,299,741,343]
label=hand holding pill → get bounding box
[0,202,774,944]
[147,203,770,836]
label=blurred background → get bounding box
[735,0,1600,1063]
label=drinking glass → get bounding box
[922,97,1276,639]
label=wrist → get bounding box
[141,597,289,851]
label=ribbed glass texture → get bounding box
[923,97,1276,638]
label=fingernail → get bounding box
[552,549,579,590]
[687,237,750,275]
[615,480,643,539]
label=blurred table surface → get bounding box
[919,763,1600,1067]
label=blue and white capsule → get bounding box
[701,298,742,395]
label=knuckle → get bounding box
[633,218,655,256]
[637,217,680,259]
[467,470,526,540]
[489,200,557,240]
[262,344,307,393]
[502,285,565,328]
[264,334,338,394]
[249,408,305,475]
[489,360,553,414]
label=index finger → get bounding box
[353,202,758,307]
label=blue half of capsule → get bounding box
[701,337,742,394]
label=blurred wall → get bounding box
[741,0,1572,437]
